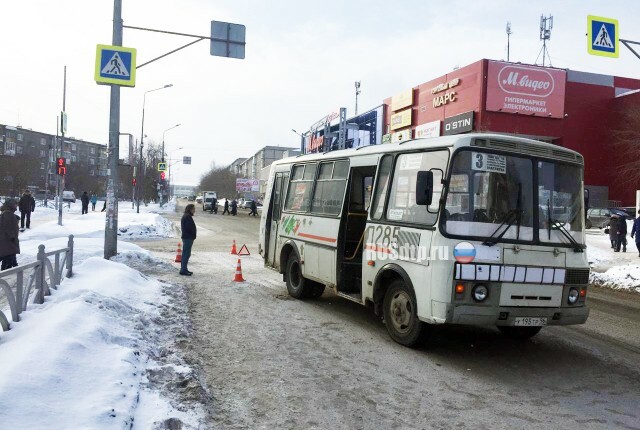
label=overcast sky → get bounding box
[2,1,638,185]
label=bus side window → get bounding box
[284,163,316,212]
[371,155,393,220]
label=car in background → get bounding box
[195,195,203,204]
[586,208,612,229]
[62,190,76,203]
[241,199,263,210]
[590,207,635,229]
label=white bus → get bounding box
[259,133,589,346]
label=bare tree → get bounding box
[199,163,239,198]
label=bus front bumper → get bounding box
[448,304,589,326]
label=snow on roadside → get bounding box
[0,199,207,429]
[586,219,640,294]
[590,265,640,293]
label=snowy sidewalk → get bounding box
[586,220,640,294]
[0,200,206,429]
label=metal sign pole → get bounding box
[104,0,122,259]
[58,67,66,226]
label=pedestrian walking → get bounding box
[18,189,35,230]
[631,210,640,257]
[231,199,238,216]
[180,204,196,276]
[0,199,20,271]
[90,193,98,211]
[614,214,628,252]
[222,199,230,215]
[81,191,90,215]
[608,215,619,249]
[249,199,258,217]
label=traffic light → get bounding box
[160,172,166,181]
[56,157,66,175]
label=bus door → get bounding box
[265,172,289,268]
[337,161,377,298]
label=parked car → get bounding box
[586,207,612,229]
[62,190,76,203]
[241,199,262,210]
[592,207,634,229]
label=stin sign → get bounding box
[443,111,474,136]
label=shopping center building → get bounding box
[382,59,640,207]
[301,59,640,206]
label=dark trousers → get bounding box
[0,255,18,271]
[223,207,230,215]
[20,211,31,229]
[181,239,194,272]
[91,203,96,211]
[615,235,627,251]
[82,204,88,214]
[249,209,258,216]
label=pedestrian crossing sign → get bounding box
[587,15,619,58]
[158,162,167,172]
[95,44,137,86]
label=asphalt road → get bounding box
[136,202,640,430]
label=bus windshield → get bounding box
[442,150,584,245]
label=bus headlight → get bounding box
[472,284,488,302]
[567,288,579,305]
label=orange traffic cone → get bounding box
[233,258,245,282]
[175,242,182,263]
[230,240,238,255]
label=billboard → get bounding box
[236,178,260,192]
[485,61,566,119]
[415,120,440,139]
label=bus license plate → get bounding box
[513,317,547,327]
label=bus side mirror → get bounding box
[416,171,434,206]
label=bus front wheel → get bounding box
[383,280,425,347]
[497,326,542,339]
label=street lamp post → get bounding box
[160,123,180,205]
[137,84,172,213]
[167,146,183,200]
[161,123,181,162]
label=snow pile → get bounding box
[590,265,640,293]
[0,258,204,429]
[0,198,207,428]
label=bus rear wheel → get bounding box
[285,253,323,299]
[497,326,542,339]
[383,280,426,347]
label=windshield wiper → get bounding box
[483,183,522,246]
[549,218,585,252]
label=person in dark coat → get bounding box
[608,215,619,249]
[249,200,258,217]
[222,199,230,215]
[0,199,20,271]
[210,197,218,214]
[81,191,90,215]
[180,204,197,276]
[18,189,35,230]
[631,210,640,257]
[615,214,628,252]
[230,199,238,216]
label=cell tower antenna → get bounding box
[354,81,361,115]
[506,21,512,61]
[536,14,553,67]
